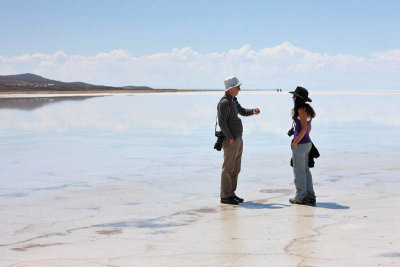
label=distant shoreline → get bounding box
[0,89,399,97]
[0,89,224,95]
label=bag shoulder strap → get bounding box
[215,97,231,131]
[220,96,232,118]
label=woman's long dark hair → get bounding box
[292,98,316,120]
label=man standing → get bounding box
[217,76,260,205]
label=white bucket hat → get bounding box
[224,76,242,91]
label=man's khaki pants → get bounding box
[220,137,243,198]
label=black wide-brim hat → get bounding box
[289,86,312,102]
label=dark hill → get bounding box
[1,73,55,83]
[0,73,153,92]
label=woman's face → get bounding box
[292,96,296,102]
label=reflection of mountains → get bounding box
[0,96,99,110]
[0,73,153,92]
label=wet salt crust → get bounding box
[0,91,399,266]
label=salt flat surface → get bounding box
[0,92,399,266]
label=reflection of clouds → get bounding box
[0,92,399,134]
[0,95,218,133]
[312,92,400,127]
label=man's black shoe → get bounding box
[306,197,316,204]
[289,198,308,205]
[233,195,244,203]
[221,197,240,205]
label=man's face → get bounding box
[231,86,240,97]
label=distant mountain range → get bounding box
[0,73,153,92]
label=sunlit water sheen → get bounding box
[0,91,399,194]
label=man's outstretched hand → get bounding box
[253,108,260,115]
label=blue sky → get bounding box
[1,0,400,89]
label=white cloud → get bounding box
[1,43,400,90]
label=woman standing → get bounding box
[289,86,316,205]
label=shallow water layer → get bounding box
[0,91,399,266]
[0,91,399,189]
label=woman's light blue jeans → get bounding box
[292,142,316,201]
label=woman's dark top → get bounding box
[294,117,312,144]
